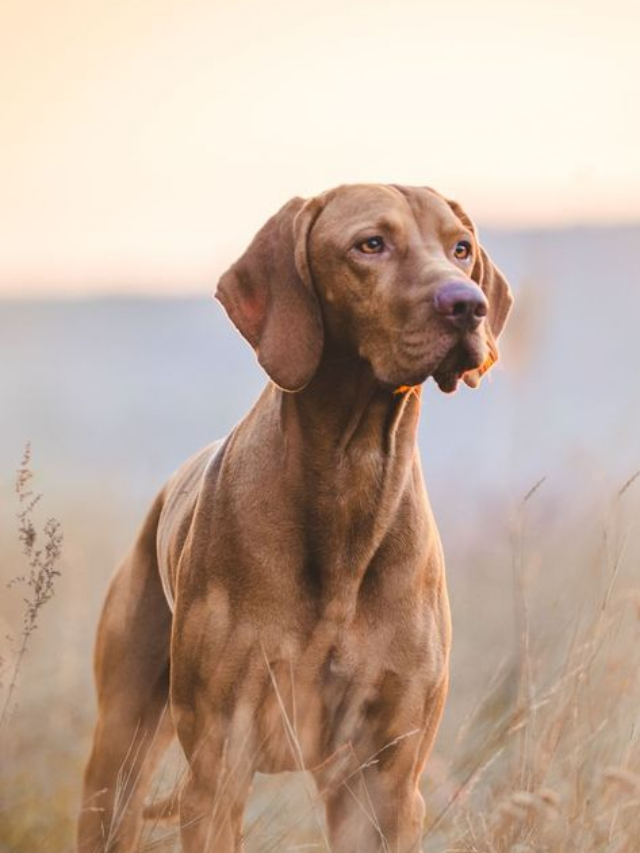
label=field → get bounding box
[1,225,639,852]
[2,437,639,853]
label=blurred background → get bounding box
[1,0,640,850]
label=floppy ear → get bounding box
[446,198,514,388]
[215,197,324,392]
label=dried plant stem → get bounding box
[511,476,546,789]
[0,443,63,733]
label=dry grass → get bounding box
[421,473,640,853]
[1,462,640,852]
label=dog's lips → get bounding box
[432,334,485,394]
[433,370,460,394]
[375,323,487,391]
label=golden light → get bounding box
[1,0,638,295]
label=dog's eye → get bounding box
[453,240,472,261]
[356,236,385,254]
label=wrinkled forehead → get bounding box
[312,184,464,242]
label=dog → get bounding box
[77,183,512,853]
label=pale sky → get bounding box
[1,0,639,295]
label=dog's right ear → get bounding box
[215,197,325,392]
[444,196,514,388]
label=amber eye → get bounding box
[356,236,385,254]
[453,240,472,261]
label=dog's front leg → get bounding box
[318,677,448,853]
[322,768,426,853]
[171,606,260,853]
[180,753,252,853]
[173,700,255,853]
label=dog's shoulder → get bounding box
[156,439,226,611]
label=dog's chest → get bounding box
[250,595,445,774]
[253,631,381,772]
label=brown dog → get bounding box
[78,184,512,853]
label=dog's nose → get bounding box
[433,282,488,331]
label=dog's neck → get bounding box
[272,356,424,600]
[280,356,422,460]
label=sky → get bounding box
[1,0,639,295]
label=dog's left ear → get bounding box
[446,198,514,388]
[215,197,324,392]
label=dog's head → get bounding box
[216,184,513,393]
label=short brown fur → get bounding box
[78,184,512,853]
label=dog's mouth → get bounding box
[373,324,489,392]
[432,335,486,394]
